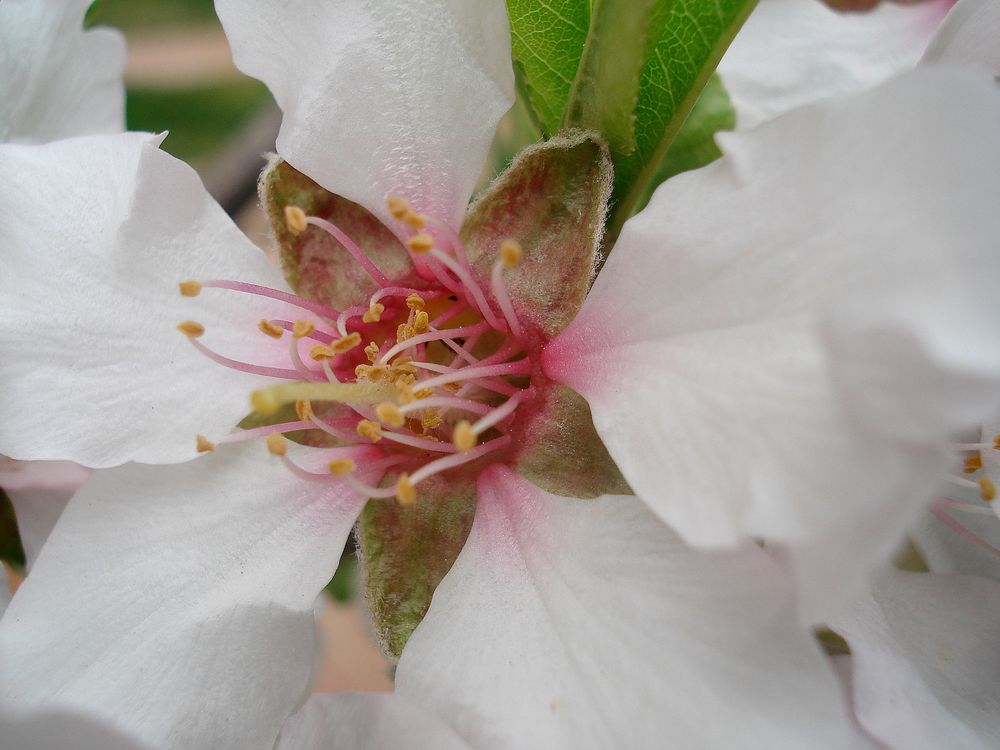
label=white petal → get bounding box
[719,0,948,128]
[0,0,125,143]
[545,68,1000,564]
[1,707,152,750]
[923,0,1000,75]
[0,567,10,617]
[276,692,470,750]
[215,0,514,231]
[0,133,311,468]
[396,465,863,750]
[0,442,367,750]
[833,568,1000,750]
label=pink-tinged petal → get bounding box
[0,442,368,750]
[544,69,1000,619]
[833,568,1000,749]
[923,0,1000,75]
[215,0,514,231]
[0,566,10,617]
[0,0,125,142]
[0,458,91,493]
[0,133,313,468]
[719,0,949,128]
[395,465,864,750]
[276,693,470,750]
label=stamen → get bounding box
[187,337,314,381]
[332,332,362,354]
[266,432,288,456]
[179,280,202,297]
[285,205,309,235]
[397,395,492,418]
[407,233,435,254]
[946,474,998,501]
[303,214,391,287]
[219,420,311,444]
[310,344,336,360]
[196,435,215,453]
[250,380,395,416]
[197,280,342,320]
[258,319,285,339]
[363,303,385,323]
[491,241,526,341]
[386,196,412,220]
[415,360,532,393]
[406,294,425,311]
[453,421,476,452]
[328,458,356,477]
[376,402,406,427]
[379,322,490,365]
[380,429,456,453]
[395,474,416,505]
[356,419,383,442]
[931,506,1000,557]
[412,310,430,334]
[427,247,504,331]
[295,399,313,421]
[292,320,315,339]
[409,435,510,488]
[177,321,205,338]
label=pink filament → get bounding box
[200,280,341,319]
[305,216,391,287]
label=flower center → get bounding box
[177,197,537,505]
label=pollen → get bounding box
[407,232,434,254]
[500,239,522,269]
[403,212,427,230]
[395,381,416,404]
[177,320,205,338]
[397,323,415,343]
[406,294,425,311]
[979,478,996,502]
[179,280,202,297]
[421,409,443,431]
[365,341,380,363]
[295,399,314,421]
[395,473,416,506]
[376,401,406,427]
[266,432,288,456]
[453,420,476,452]
[994,435,1000,451]
[332,332,362,354]
[195,434,215,453]
[310,344,336,360]
[363,302,385,324]
[328,458,356,477]
[412,310,430,334]
[964,454,983,474]
[292,319,315,339]
[356,419,383,442]
[284,205,308,236]
[386,196,412,220]
[258,319,284,339]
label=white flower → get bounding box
[1,1,999,748]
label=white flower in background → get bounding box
[1,1,999,749]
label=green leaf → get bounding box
[505,0,590,137]
[563,0,670,156]
[608,0,758,244]
[462,131,612,340]
[632,74,736,214]
[356,476,477,660]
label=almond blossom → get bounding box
[2,0,1000,748]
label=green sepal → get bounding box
[514,385,631,499]
[461,131,612,340]
[259,158,416,309]
[356,476,477,661]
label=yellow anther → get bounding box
[285,205,308,235]
[403,212,427,230]
[365,341,380,363]
[390,356,417,374]
[295,399,314,421]
[386,196,412,220]
[993,435,1000,451]
[412,310,430,334]
[453,420,476,452]
[421,409,443,431]
[356,419,383,442]
[979,478,996,502]
[328,458,356,477]
[266,432,288,456]
[397,323,415,343]
[258,319,284,339]
[332,332,362,354]
[964,454,983,474]
[500,239,522,269]
[363,302,385,324]
[179,280,202,297]
[177,321,205,338]
[406,294,425,311]
[310,344,336,360]
[376,402,406,427]
[195,434,215,453]
[407,233,434,254]
[292,319,315,339]
[395,381,416,404]
[415,387,433,399]
[395,473,416,506]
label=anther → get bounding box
[994,435,1000,451]
[362,303,385,324]
[295,399,314,421]
[407,233,434,254]
[258,319,284,339]
[376,402,406,427]
[292,320,315,339]
[403,212,427,230]
[195,434,215,453]
[406,294,425,311]
[980,478,996,502]
[177,321,205,338]
[332,332,362,354]
[365,341,380,363]
[266,432,288,456]
[386,196,412,220]
[179,280,202,297]
[397,323,415,343]
[285,205,308,236]
[310,344,336,360]
[500,239,522,269]
[964,454,983,474]
[356,419,383,442]
[422,409,443,431]
[395,473,416,506]
[453,421,476,452]
[412,310,430,334]
[328,458,356,477]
